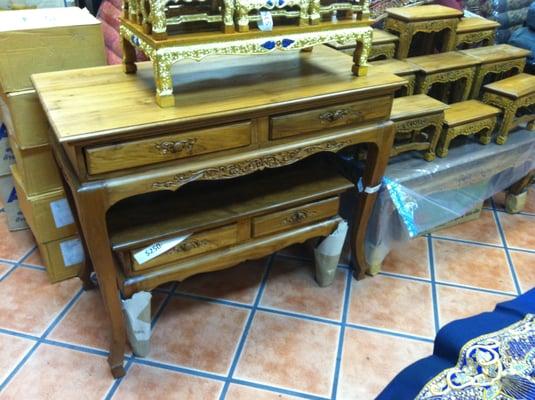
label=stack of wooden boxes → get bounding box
[0,7,106,281]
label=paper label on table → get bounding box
[50,198,75,228]
[258,11,273,31]
[60,238,85,267]
[133,234,191,265]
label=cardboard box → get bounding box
[0,7,106,93]
[0,90,49,148]
[12,164,76,242]
[0,123,15,175]
[11,138,62,195]
[38,235,83,282]
[0,172,28,231]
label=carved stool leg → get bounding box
[442,27,456,52]
[479,118,496,145]
[496,103,516,145]
[437,126,451,158]
[527,119,535,131]
[153,57,175,108]
[424,120,442,161]
[470,66,485,99]
[351,32,371,76]
[461,69,476,101]
[396,29,411,59]
[122,37,137,74]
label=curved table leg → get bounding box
[350,123,395,280]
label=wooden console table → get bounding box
[32,46,403,377]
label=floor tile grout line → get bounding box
[275,252,350,270]
[345,323,435,344]
[17,264,47,272]
[507,246,535,255]
[172,291,253,310]
[257,306,340,327]
[105,358,135,399]
[151,282,179,329]
[378,271,432,284]
[430,235,505,250]
[218,255,273,400]
[230,378,330,400]
[491,208,522,295]
[0,246,38,283]
[0,287,83,391]
[434,280,517,297]
[427,236,441,334]
[331,268,352,400]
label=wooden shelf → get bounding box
[108,157,353,251]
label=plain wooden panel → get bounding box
[252,197,339,237]
[130,224,239,271]
[85,121,252,174]
[270,96,391,140]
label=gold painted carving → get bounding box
[152,139,351,189]
[455,30,495,48]
[438,117,496,157]
[369,43,395,60]
[155,138,197,155]
[283,209,315,224]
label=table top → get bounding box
[456,16,500,33]
[369,58,421,75]
[444,100,500,126]
[385,5,463,21]
[483,73,535,98]
[460,44,530,64]
[372,29,399,44]
[32,45,404,144]
[407,51,480,73]
[391,94,448,120]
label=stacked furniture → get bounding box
[32,45,405,377]
[0,8,107,282]
[454,15,500,49]
[326,28,399,60]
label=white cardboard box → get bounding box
[0,172,28,231]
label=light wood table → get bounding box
[368,58,421,96]
[455,17,500,49]
[385,5,463,59]
[32,46,404,378]
[437,99,500,157]
[460,44,530,99]
[482,73,535,144]
[408,51,480,103]
[326,28,398,61]
[390,94,448,161]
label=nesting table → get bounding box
[460,44,530,99]
[385,5,463,59]
[369,58,421,96]
[31,46,404,377]
[455,17,500,49]
[408,51,480,103]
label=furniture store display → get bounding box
[384,4,463,59]
[32,45,404,377]
[120,0,374,106]
[482,73,535,144]
[326,28,399,60]
[508,2,535,73]
[436,99,500,157]
[389,94,448,161]
[368,58,419,96]
[460,43,529,98]
[454,15,499,49]
[0,7,107,282]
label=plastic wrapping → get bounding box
[365,130,535,268]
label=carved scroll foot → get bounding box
[527,120,535,131]
[423,151,436,162]
[496,134,507,145]
[479,134,492,145]
[110,363,126,379]
[352,65,368,76]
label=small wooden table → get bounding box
[482,73,535,144]
[369,58,421,96]
[437,100,500,157]
[408,51,480,103]
[460,44,530,99]
[326,28,398,61]
[455,17,500,49]
[32,46,404,378]
[385,5,463,59]
[390,94,448,161]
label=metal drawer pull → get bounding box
[319,109,360,123]
[155,138,197,155]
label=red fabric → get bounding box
[433,0,464,11]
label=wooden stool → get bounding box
[409,51,480,104]
[460,44,530,99]
[390,94,449,161]
[482,73,535,144]
[326,29,398,61]
[437,100,500,157]
[385,5,462,59]
[369,58,420,96]
[455,17,500,49]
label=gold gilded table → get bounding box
[385,5,463,59]
[368,58,420,97]
[32,46,404,377]
[455,16,500,49]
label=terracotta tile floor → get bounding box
[0,188,533,399]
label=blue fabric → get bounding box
[377,288,535,400]
[509,26,535,65]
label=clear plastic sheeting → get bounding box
[366,130,535,268]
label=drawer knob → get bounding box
[283,210,310,225]
[319,109,360,123]
[176,239,209,252]
[155,138,197,155]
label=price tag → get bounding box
[50,198,75,228]
[133,234,191,265]
[258,11,273,31]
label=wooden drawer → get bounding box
[85,121,252,175]
[252,197,339,237]
[270,96,391,140]
[130,224,239,272]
